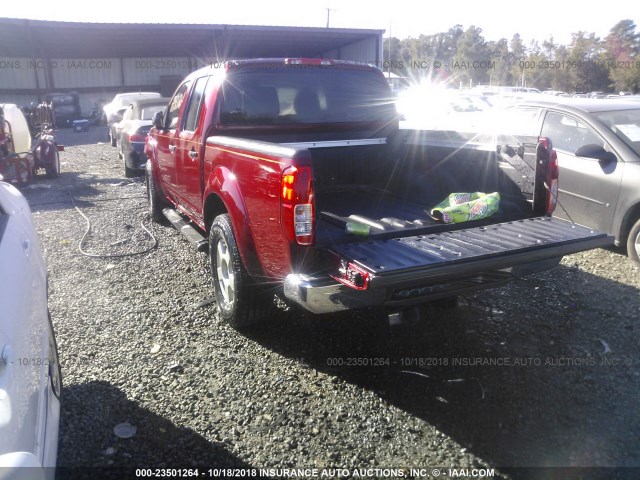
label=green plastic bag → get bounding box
[430,192,501,224]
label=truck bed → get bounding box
[310,134,540,246]
[302,134,610,302]
[314,184,437,241]
[314,184,535,245]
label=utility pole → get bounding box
[387,23,391,80]
[326,8,335,28]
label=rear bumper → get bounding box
[284,217,613,315]
[284,258,560,314]
[285,273,383,314]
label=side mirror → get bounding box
[575,144,617,164]
[152,110,164,130]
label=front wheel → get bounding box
[45,149,60,178]
[209,214,273,329]
[627,218,640,267]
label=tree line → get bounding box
[383,20,640,93]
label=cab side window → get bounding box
[182,76,209,132]
[542,112,602,154]
[166,81,192,130]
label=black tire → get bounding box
[47,310,63,399]
[109,128,117,147]
[209,214,273,329]
[146,165,167,222]
[627,218,640,267]
[45,149,60,178]
[124,156,135,178]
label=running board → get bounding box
[162,208,209,252]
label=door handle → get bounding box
[188,150,198,159]
[22,238,31,257]
[169,145,176,153]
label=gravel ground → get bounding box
[21,127,640,479]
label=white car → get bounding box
[103,92,162,147]
[0,181,61,479]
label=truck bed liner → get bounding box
[314,185,532,245]
[329,216,611,276]
[315,185,433,229]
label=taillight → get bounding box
[546,148,559,215]
[281,165,314,245]
[128,132,146,142]
[539,137,559,215]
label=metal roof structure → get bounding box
[0,18,384,60]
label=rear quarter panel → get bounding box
[203,138,312,281]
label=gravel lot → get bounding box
[22,127,640,479]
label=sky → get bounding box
[3,0,639,46]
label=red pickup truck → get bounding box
[145,58,612,328]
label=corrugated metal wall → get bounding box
[0,94,35,107]
[322,36,380,64]
[51,58,122,88]
[0,56,194,114]
[0,58,43,89]
[122,57,197,86]
[0,56,201,90]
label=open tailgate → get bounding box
[329,216,613,288]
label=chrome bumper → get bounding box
[283,257,563,315]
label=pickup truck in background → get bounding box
[145,58,612,328]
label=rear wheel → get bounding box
[209,214,273,329]
[627,218,640,267]
[146,165,166,222]
[124,155,135,178]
